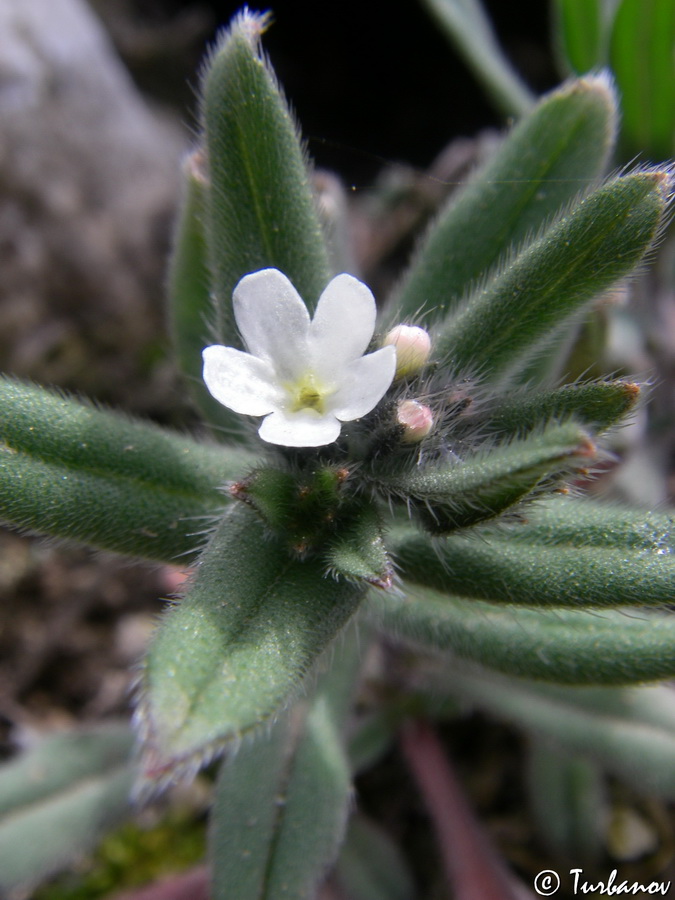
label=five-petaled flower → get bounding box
[202,268,397,447]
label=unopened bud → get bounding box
[383,325,431,378]
[397,400,433,443]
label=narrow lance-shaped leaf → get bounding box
[496,494,675,550]
[211,719,292,900]
[388,520,675,608]
[168,150,247,438]
[137,504,364,782]
[553,0,605,74]
[484,380,640,438]
[0,377,250,562]
[373,421,593,534]
[168,150,211,404]
[0,725,135,893]
[504,297,612,388]
[335,813,418,900]
[610,0,675,159]
[527,741,605,864]
[390,75,616,325]
[420,0,534,118]
[539,680,675,732]
[367,584,675,684]
[434,171,670,379]
[202,9,330,346]
[210,625,363,900]
[426,667,675,799]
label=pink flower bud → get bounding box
[397,400,434,443]
[383,325,431,378]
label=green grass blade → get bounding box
[610,0,675,159]
[527,741,605,863]
[553,0,605,73]
[335,813,417,900]
[420,0,534,117]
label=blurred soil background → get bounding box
[3,2,673,897]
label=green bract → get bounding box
[0,7,673,898]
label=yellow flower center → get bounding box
[287,374,332,415]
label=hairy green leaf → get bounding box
[435,171,670,378]
[485,380,640,438]
[210,625,361,900]
[0,724,134,892]
[138,505,364,779]
[499,494,675,550]
[389,516,675,608]
[391,76,616,324]
[431,668,675,799]
[0,377,248,562]
[202,9,329,344]
[368,585,675,683]
[325,502,392,587]
[0,725,133,817]
[168,150,246,438]
[374,421,593,533]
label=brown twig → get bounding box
[400,718,534,900]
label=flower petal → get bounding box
[233,268,310,380]
[309,273,377,375]
[202,345,281,416]
[329,346,397,421]
[258,409,342,447]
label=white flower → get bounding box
[202,268,397,447]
